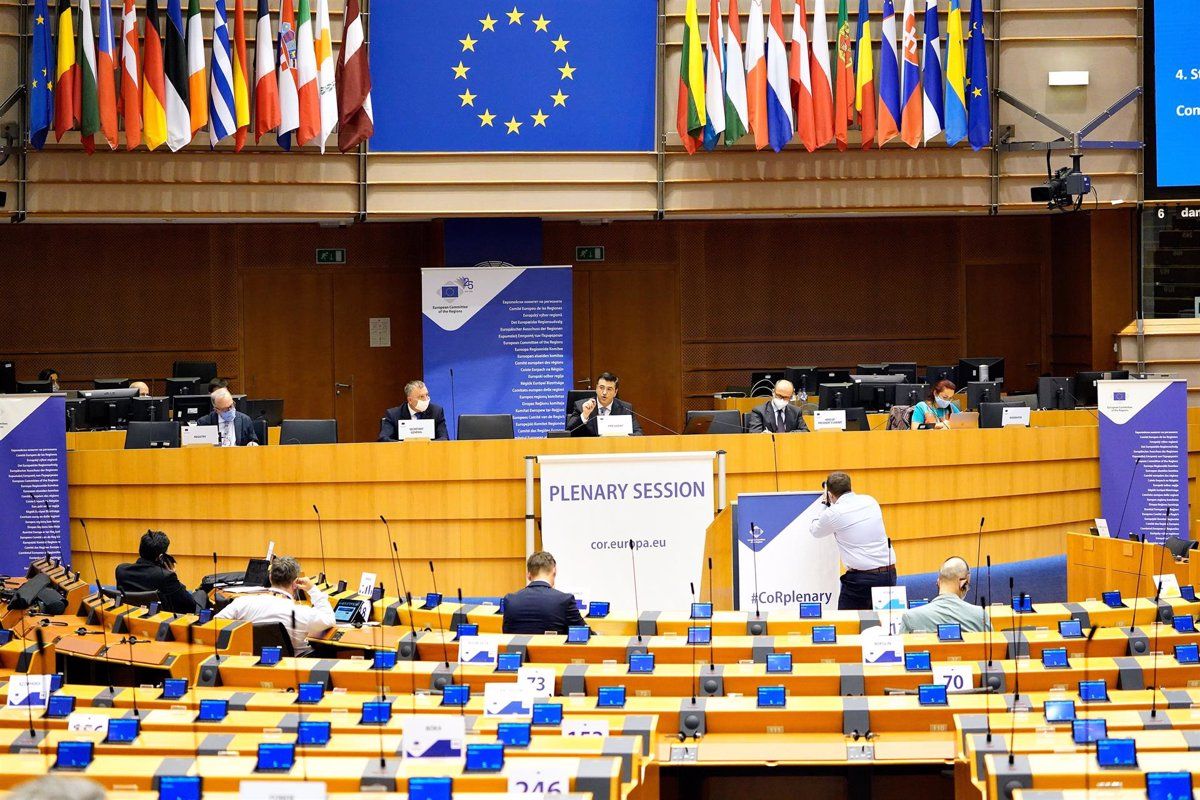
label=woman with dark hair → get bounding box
[37,369,60,391]
[910,379,960,430]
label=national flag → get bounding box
[943,0,967,145]
[295,0,319,146]
[833,0,854,150]
[208,0,235,146]
[232,0,250,149]
[965,0,990,150]
[745,0,767,149]
[314,0,337,152]
[854,0,875,148]
[255,0,281,142]
[164,0,191,151]
[877,0,901,145]
[899,0,921,147]
[809,0,834,147]
[675,0,705,154]
[54,0,79,141]
[185,0,206,133]
[789,0,816,151]
[119,0,141,150]
[276,0,299,150]
[723,0,748,145]
[921,0,944,143]
[766,0,793,152]
[30,0,54,149]
[142,0,167,150]
[335,0,371,152]
[97,0,118,148]
[702,0,725,151]
[78,0,99,153]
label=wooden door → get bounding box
[965,262,1043,394]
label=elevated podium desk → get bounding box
[1067,532,1196,601]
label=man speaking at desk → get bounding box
[566,372,643,436]
[379,380,449,441]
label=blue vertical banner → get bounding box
[0,395,70,574]
[733,492,841,613]
[1099,379,1190,542]
[422,266,572,439]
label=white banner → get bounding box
[734,492,841,613]
[539,451,716,616]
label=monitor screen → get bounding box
[1042,648,1070,669]
[424,592,442,609]
[441,684,470,706]
[408,777,452,800]
[297,720,331,746]
[1145,771,1192,800]
[50,674,63,692]
[587,600,610,618]
[197,699,228,722]
[333,598,366,624]
[258,646,282,666]
[0,629,12,645]
[628,653,655,673]
[455,623,479,640]
[106,718,140,743]
[255,742,296,772]
[464,743,505,772]
[1079,680,1110,702]
[811,625,837,644]
[1175,644,1200,664]
[907,599,930,609]
[757,686,786,708]
[1011,594,1033,613]
[1058,619,1083,638]
[161,678,188,700]
[918,684,948,706]
[158,776,202,800]
[532,702,563,725]
[567,626,591,644]
[297,682,325,704]
[936,623,963,642]
[197,608,213,624]
[372,650,397,671]
[1174,614,1196,634]
[497,721,532,747]
[904,651,932,672]
[597,686,626,708]
[1072,718,1107,744]
[690,602,713,619]
[1044,699,1077,723]
[799,602,822,618]
[361,700,392,724]
[54,741,94,770]
[496,652,522,672]
[1102,591,1124,608]
[1182,585,1197,602]
[45,694,76,719]
[687,626,712,645]
[766,652,793,673]
[1096,737,1137,768]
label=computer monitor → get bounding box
[164,377,201,398]
[979,402,1007,429]
[1037,377,1076,410]
[172,361,218,385]
[966,381,1002,410]
[883,363,919,382]
[1074,371,1129,406]
[17,380,52,393]
[242,399,284,427]
[814,369,854,390]
[683,410,743,434]
[852,374,904,412]
[784,367,820,398]
[65,398,85,431]
[923,365,959,385]
[280,419,339,445]
[959,358,1005,386]
[80,388,139,430]
[1002,393,1038,409]
[0,361,14,394]
[843,407,870,431]
[131,397,170,423]
[856,364,889,375]
[818,383,855,410]
[892,383,929,408]
[749,371,785,397]
[125,422,181,449]
[93,378,131,390]
[171,395,211,424]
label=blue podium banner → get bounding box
[422,266,572,440]
[0,395,70,575]
[1099,379,1190,542]
[733,492,841,614]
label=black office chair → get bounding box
[98,587,125,606]
[172,361,218,385]
[684,410,744,434]
[252,622,296,657]
[1166,536,1198,560]
[125,421,181,449]
[280,419,338,445]
[121,590,161,609]
[457,414,515,440]
[252,418,268,446]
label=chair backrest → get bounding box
[684,410,743,434]
[125,421,181,449]
[98,587,124,605]
[457,414,514,440]
[886,405,914,431]
[121,589,161,609]
[565,390,594,419]
[252,418,268,446]
[252,621,296,657]
[172,361,218,384]
[280,419,338,445]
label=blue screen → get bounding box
[441,684,470,706]
[1102,591,1124,608]
[687,626,712,645]
[106,718,140,743]
[55,741,93,769]
[297,720,331,746]
[1176,644,1200,664]
[812,625,836,644]
[532,702,563,725]
[465,743,505,772]
[1058,619,1083,638]
[1011,594,1033,613]
[597,686,626,707]
[1044,699,1076,723]
[46,694,75,718]
[587,601,610,618]
[424,593,442,609]
[757,686,786,707]
[1042,648,1070,669]
[918,684,948,705]
[497,721,532,747]
[158,776,202,800]
[1174,614,1196,633]
[258,646,281,666]
[1080,680,1110,702]
[1182,585,1197,602]
[161,679,187,699]
[0,629,14,645]
[1096,737,1137,767]
[256,742,295,772]
[1146,771,1192,800]
[408,777,452,800]
[496,652,522,672]
[691,602,713,619]
[567,626,590,643]
[905,651,932,672]
[766,653,793,673]
[361,701,393,724]
[799,602,822,618]
[297,682,325,704]
[198,609,213,623]
[372,650,397,670]
[455,623,479,639]
[197,699,227,721]
[1072,718,1107,744]
[49,674,63,692]
[628,653,655,673]
[908,599,930,609]
[937,623,962,641]
[1151,0,1200,191]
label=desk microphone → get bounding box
[403,592,420,714]
[980,595,992,745]
[706,558,716,671]
[749,523,763,623]
[768,432,780,492]
[1008,577,1021,707]
[29,628,50,764]
[1113,456,1142,541]
[448,369,458,439]
[209,552,223,669]
[378,515,407,620]
[380,516,411,600]
[688,582,699,704]
[972,518,985,603]
[1149,508,1172,719]
[1130,531,1151,634]
[76,517,117,700]
[628,539,643,642]
[427,561,451,667]
[312,505,329,585]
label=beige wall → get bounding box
[0,0,1141,220]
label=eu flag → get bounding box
[370,1,656,152]
[30,0,54,149]
[965,0,991,150]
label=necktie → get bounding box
[600,406,608,417]
[777,408,786,431]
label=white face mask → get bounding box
[771,397,790,411]
[413,398,431,413]
[935,396,952,409]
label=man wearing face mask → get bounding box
[194,387,260,446]
[746,379,809,433]
[379,380,450,441]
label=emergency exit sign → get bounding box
[316,248,347,264]
[575,246,605,262]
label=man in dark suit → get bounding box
[194,388,260,446]
[566,372,644,436]
[746,379,809,433]
[502,551,587,635]
[115,530,205,613]
[378,380,449,441]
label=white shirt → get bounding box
[215,586,336,654]
[809,492,892,571]
[218,416,236,447]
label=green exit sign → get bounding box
[575,246,605,262]
[316,248,347,264]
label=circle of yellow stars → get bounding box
[452,7,574,135]
[32,11,52,92]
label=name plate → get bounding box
[813,410,846,431]
[1001,406,1031,427]
[395,419,435,440]
[597,414,633,436]
[182,425,220,446]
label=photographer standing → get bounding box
[115,530,205,613]
[809,472,895,610]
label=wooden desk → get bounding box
[1067,533,1193,602]
[984,752,1200,800]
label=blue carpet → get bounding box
[897,555,1068,605]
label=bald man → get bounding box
[746,379,808,433]
[129,381,150,397]
[899,557,991,633]
[194,388,259,447]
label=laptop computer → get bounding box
[948,412,981,430]
[243,558,271,588]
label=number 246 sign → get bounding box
[507,762,572,795]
